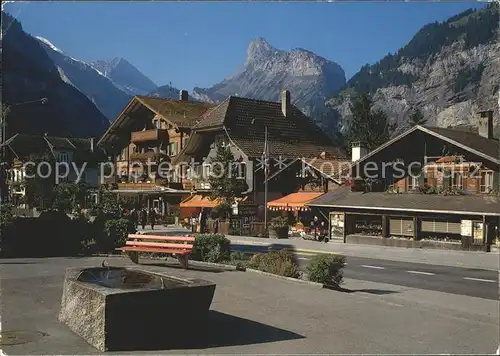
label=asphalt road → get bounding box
[231,244,499,301]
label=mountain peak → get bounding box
[247,37,276,62]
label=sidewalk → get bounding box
[138,226,499,271]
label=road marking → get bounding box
[407,270,435,276]
[463,277,496,283]
[361,265,385,270]
[297,257,310,261]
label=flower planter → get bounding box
[269,226,289,239]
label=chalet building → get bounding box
[96,91,215,214]
[175,89,346,229]
[1,133,105,208]
[307,110,500,251]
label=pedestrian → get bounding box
[131,208,138,229]
[140,208,148,230]
[149,207,157,230]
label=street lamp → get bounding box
[251,119,269,235]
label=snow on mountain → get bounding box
[91,57,158,96]
[36,36,131,121]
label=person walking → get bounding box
[149,207,157,230]
[140,208,148,230]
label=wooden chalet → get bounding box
[175,89,347,233]
[308,110,500,251]
[97,90,216,214]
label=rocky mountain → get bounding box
[328,3,499,135]
[192,37,346,126]
[91,57,158,96]
[36,37,131,121]
[1,12,109,137]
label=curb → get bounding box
[245,268,324,288]
[91,253,342,291]
[230,240,343,256]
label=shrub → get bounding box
[306,254,346,286]
[97,218,130,253]
[191,234,230,263]
[248,249,301,278]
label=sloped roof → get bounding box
[267,192,325,208]
[190,96,346,159]
[98,96,215,149]
[422,126,499,162]
[2,133,101,159]
[307,186,500,216]
[135,95,215,128]
[353,125,499,167]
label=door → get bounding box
[329,212,344,240]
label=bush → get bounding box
[248,249,301,278]
[99,218,130,253]
[191,234,231,263]
[306,254,346,286]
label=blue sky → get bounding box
[5,1,486,90]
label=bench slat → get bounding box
[128,234,195,242]
[117,246,191,255]
[125,241,194,249]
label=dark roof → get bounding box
[2,133,102,159]
[98,96,215,149]
[307,186,500,216]
[422,126,499,162]
[135,96,215,128]
[354,125,499,167]
[193,96,346,159]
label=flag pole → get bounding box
[264,125,268,235]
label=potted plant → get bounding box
[268,216,289,239]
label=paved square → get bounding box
[1,256,498,354]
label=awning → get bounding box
[180,194,248,208]
[267,192,324,211]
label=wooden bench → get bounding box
[116,234,195,269]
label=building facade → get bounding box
[97,91,215,215]
[308,110,499,251]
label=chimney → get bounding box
[90,138,94,152]
[351,141,368,162]
[179,89,188,102]
[281,89,291,117]
[477,110,493,139]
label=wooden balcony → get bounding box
[131,129,168,143]
[117,182,156,190]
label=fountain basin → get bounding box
[59,267,216,352]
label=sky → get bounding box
[4,1,487,91]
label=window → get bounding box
[451,172,463,189]
[182,136,189,149]
[480,171,494,193]
[202,164,211,179]
[57,152,70,163]
[235,162,247,179]
[155,119,162,129]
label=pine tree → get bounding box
[409,109,427,126]
[347,92,394,150]
[207,142,248,215]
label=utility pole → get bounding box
[264,125,269,235]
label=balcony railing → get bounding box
[131,129,168,143]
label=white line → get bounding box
[463,277,496,283]
[297,257,309,261]
[361,265,385,270]
[407,270,435,276]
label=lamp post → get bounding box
[251,119,269,235]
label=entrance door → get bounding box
[329,212,344,240]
